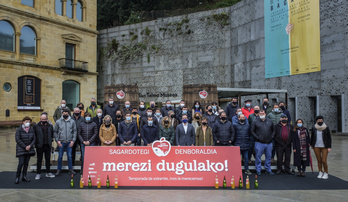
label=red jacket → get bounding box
[242,107,254,119]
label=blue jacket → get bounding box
[232,115,239,125]
[141,124,159,145]
[233,121,250,150]
[212,120,235,144]
[118,121,137,143]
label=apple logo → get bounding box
[152,137,171,157]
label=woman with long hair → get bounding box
[292,119,311,177]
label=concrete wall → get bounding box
[98,0,348,132]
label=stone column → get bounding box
[15,32,21,60]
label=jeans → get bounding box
[313,147,329,173]
[16,154,31,177]
[254,142,273,173]
[58,142,73,170]
[276,146,291,172]
[80,142,95,173]
[241,149,249,170]
[36,144,51,174]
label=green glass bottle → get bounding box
[238,176,243,189]
[70,174,74,188]
[223,176,227,189]
[88,175,92,188]
[106,175,110,188]
[254,175,259,189]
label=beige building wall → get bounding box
[0,0,98,124]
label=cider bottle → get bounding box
[79,175,84,188]
[238,176,243,189]
[254,175,259,189]
[223,176,227,189]
[215,175,219,189]
[231,176,235,189]
[70,174,74,188]
[97,175,101,189]
[88,175,92,188]
[106,175,110,188]
[246,176,250,189]
[114,175,118,189]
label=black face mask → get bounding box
[254,110,260,114]
[281,120,287,123]
[132,112,137,115]
[91,102,96,106]
[202,122,208,126]
[74,113,80,117]
[116,114,122,118]
[78,107,83,110]
[63,114,69,119]
[195,117,200,120]
[318,122,324,126]
[208,109,213,112]
[164,121,169,124]
[170,114,175,118]
[41,121,47,125]
[232,102,238,105]
[263,102,268,106]
[221,117,227,121]
[280,106,285,110]
[240,119,246,123]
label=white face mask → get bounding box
[140,105,145,108]
[180,104,185,107]
[24,122,30,127]
[97,113,102,117]
[109,101,113,105]
[259,115,266,119]
[61,104,66,108]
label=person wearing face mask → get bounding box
[33,113,55,180]
[53,100,70,122]
[119,113,138,146]
[141,116,159,146]
[241,99,254,119]
[203,105,217,128]
[311,115,332,180]
[279,101,291,124]
[149,101,156,113]
[175,100,186,119]
[274,114,294,175]
[92,109,104,145]
[192,112,202,133]
[225,97,240,122]
[232,108,243,125]
[247,106,261,162]
[15,116,36,184]
[178,106,192,124]
[195,116,213,146]
[176,114,195,146]
[159,116,175,145]
[71,107,84,164]
[161,100,174,117]
[86,97,101,118]
[103,97,119,124]
[131,108,141,146]
[262,98,273,115]
[122,101,133,118]
[292,119,311,177]
[168,110,179,131]
[154,108,163,125]
[140,108,159,130]
[99,115,117,146]
[54,109,77,176]
[212,112,235,146]
[211,102,220,116]
[138,101,147,118]
[250,110,275,176]
[78,113,98,173]
[191,101,203,118]
[233,114,252,175]
[114,110,124,146]
[267,103,283,125]
[77,102,85,117]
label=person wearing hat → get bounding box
[311,115,332,179]
[241,99,254,119]
[274,114,294,175]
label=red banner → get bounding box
[83,138,242,187]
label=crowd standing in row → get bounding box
[14,97,332,184]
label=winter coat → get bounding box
[140,115,159,129]
[267,111,283,125]
[311,125,332,148]
[203,112,217,128]
[103,104,119,123]
[138,107,147,118]
[122,107,133,118]
[53,106,70,122]
[233,121,250,150]
[71,115,84,134]
[159,125,175,145]
[178,111,192,124]
[248,113,258,125]
[274,122,293,148]
[212,120,235,144]
[99,124,117,146]
[195,126,214,146]
[262,104,273,115]
[250,117,275,144]
[232,115,239,125]
[86,104,101,118]
[54,117,77,143]
[78,121,98,143]
[161,106,175,117]
[33,122,54,148]
[141,124,159,145]
[241,107,254,119]
[293,127,311,167]
[225,103,240,122]
[176,123,195,146]
[118,121,137,143]
[15,126,36,157]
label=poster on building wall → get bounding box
[17,76,41,110]
[264,0,320,78]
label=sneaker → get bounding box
[35,174,41,180]
[317,171,323,179]
[322,172,329,179]
[267,171,275,176]
[245,170,252,175]
[69,169,76,175]
[46,173,55,178]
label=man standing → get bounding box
[86,97,101,118]
[232,108,242,125]
[241,99,254,119]
[54,109,77,176]
[92,108,104,145]
[161,100,174,117]
[178,106,192,124]
[33,113,55,180]
[267,103,283,125]
[176,114,195,146]
[279,101,291,124]
[248,106,260,161]
[141,116,159,146]
[103,97,119,124]
[118,113,137,146]
[138,101,147,118]
[149,101,156,113]
[203,105,217,128]
[140,108,158,130]
[213,112,235,146]
[175,100,185,120]
[114,110,124,146]
[154,108,163,125]
[225,97,239,122]
[71,107,84,166]
[262,98,273,115]
[251,110,275,176]
[122,101,132,118]
[274,114,294,175]
[53,100,70,122]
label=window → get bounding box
[20,26,36,55]
[66,0,73,19]
[63,80,80,110]
[17,76,41,110]
[3,82,12,92]
[0,21,15,52]
[21,0,34,7]
[76,1,83,21]
[65,43,75,68]
[55,0,63,15]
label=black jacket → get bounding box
[212,120,235,144]
[203,112,217,128]
[225,103,240,122]
[140,115,158,130]
[118,121,138,143]
[141,124,159,145]
[177,111,192,124]
[15,126,36,157]
[138,107,147,118]
[233,121,250,150]
[33,122,54,148]
[250,117,275,144]
[161,106,175,117]
[274,122,293,147]
[78,121,98,143]
[311,125,332,148]
[103,104,119,123]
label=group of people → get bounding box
[14,97,332,184]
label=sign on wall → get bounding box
[83,138,242,187]
[264,0,320,78]
[17,76,41,110]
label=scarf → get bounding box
[315,123,327,131]
[298,128,307,161]
[22,125,30,133]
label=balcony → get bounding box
[58,58,88,73]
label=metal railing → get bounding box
[58,58,88,72]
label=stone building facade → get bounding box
[98,0,348,132]
[0,0,98,124]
